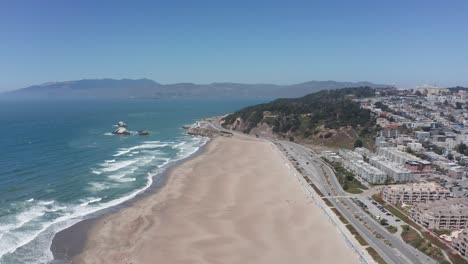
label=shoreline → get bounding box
[62,134,359,264]
[49,136,212,263]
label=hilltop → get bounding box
[1,79,391,99]
[222,87,379,149]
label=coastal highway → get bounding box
[278,141,437,264]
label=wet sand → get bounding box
[72,135,359,264]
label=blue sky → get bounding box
[1,0,467,91]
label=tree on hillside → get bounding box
[457,143,468,156]
[354,139,363,148]
[447,153,454,160]
[374,101,389,111]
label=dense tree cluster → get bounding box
[373,101,389,111]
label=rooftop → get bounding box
[383,182,448,192]
[415,198,468,216]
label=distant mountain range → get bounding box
[1,78,392,99]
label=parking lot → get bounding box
[353,196,403,228]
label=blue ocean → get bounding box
[0,99,264,263]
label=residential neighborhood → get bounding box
[321,86,468,261]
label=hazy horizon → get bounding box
[1,0,468,91]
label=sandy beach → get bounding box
[73,135,359,264]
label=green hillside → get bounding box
[222,87,377,146]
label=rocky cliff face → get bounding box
[223,117,275,138]
[184,123,233,138]
[185,126,218,137]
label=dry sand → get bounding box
[74,135,359,264]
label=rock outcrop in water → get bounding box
[112,121,131,135]
[113,127,130,135]
[138,130,150,136]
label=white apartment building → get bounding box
[339,149,363,163]
[370,157,413,183]
[338,149,386,184]
[415,131,431,142]
[322,151,343,163]
[347,160,387,184]
[407,142,423,151]
[381,182,450,204]
[378,147,432,172]
[378,147,420,164]
[354,147,374,158]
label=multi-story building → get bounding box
[379,124,400,138]
[381,182,450,204]
[321,151,343,163]
[354,147,374,158]
[375,136,393,148]
[370,157,413,183]
[407,142,423,151]
[404,160,432,172]
[339,149,363,163]
[415,131,431,142]
[411,198,468,230]
[347,160,387,184]
[378,147,432,172]
[453,230,468,260]
[338,149,386,184]
[378,147,415,164]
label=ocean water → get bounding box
[0,98,264,263]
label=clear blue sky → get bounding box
[1,0,468,91]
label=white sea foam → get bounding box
[91,170,102,175]
[87,182,112,192]
[0,136,209,263]
[45,206,67,213]
[157,158,171,168]
[38,201,54,206]
[79,197,102,207]
[97,153,159,175]
[26,198,34,202]
[116,177,136,182]
[173,141,186,148]
[98,159,139,173]
[103,132,113,136]
[0,206,46,234]
[105,155,159,183]
[113,142,168,157]
[0,200,58,255]
[107,168,137,180]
